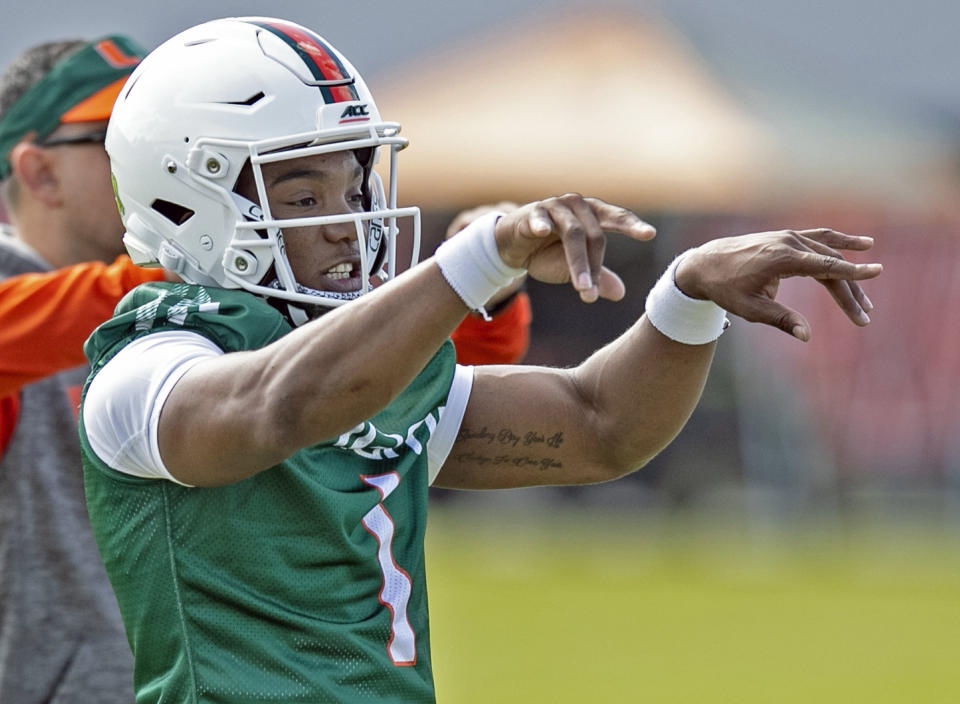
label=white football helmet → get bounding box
[106,17,420,324]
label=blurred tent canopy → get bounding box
[371,9,776,212]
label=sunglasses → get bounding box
[36,130,108,148]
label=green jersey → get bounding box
[79,283,456,703]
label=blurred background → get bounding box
[3,0,959,701]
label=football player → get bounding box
[80,17,880,702]
[0,34,529,435]
[0,31,529,703]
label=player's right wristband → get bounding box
[645,250,729,345]
[434,211,526,321]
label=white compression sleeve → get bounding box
[83,330,224,485]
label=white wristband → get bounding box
[434,211,526,320]
[645,250,730,345]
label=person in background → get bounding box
[0,257,166,431]
[0,34,157,703]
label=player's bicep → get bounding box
[155,342,295,487]
[431,363,610,490]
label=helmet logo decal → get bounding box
[368,219,383,250]
[339,104,370,124]
[250,20,359,104]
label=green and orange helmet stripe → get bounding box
[247,19,360,104]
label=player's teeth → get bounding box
[325,263,353,280]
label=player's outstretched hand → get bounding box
[493,194,656,303]
[675,229,883,341]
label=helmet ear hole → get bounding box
[151,199,195,225]
[232,160,259,208]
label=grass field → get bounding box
[425,505,960,703]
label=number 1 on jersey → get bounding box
[361,472,416,666]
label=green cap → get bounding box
[0,35,146,178]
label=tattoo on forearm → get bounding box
[457,426,564,450]
[453,451,563,472]
[455,426,565,472]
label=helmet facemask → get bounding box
[222,131,421,325]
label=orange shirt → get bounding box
[451,292,532,366]
[0,256,164,458]
[0,255,165,396]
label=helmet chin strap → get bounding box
[266,279,365,326]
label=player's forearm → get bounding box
[571,315,716,477]
[263,261,467,442]
[434,316,714,491]
[160,260,470,485]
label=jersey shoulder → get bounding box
[85,282,291,369]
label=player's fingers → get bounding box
[585,198,656,241]
[794,228,874,252]
[737,295,812,342]
[792,232,844,261]
[792,235,872,322]
[542,200,598,301]
[790,234,874,312]
[819,278,871,326]
[514,205,556,240]
[781,251,883,281]
[596,267,626,302]
[849,280,874,312]
[568,197,608,301]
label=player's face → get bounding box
[236,150,366,294]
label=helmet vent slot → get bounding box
[151,199,195,226]
[123,75,142,101]
[223,92,266,107]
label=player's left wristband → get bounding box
[434,211,527,321]
[645,250,730,345]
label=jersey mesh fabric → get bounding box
[80,282,451,703]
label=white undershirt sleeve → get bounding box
[83,330,225,486]
[426,364,474,485]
